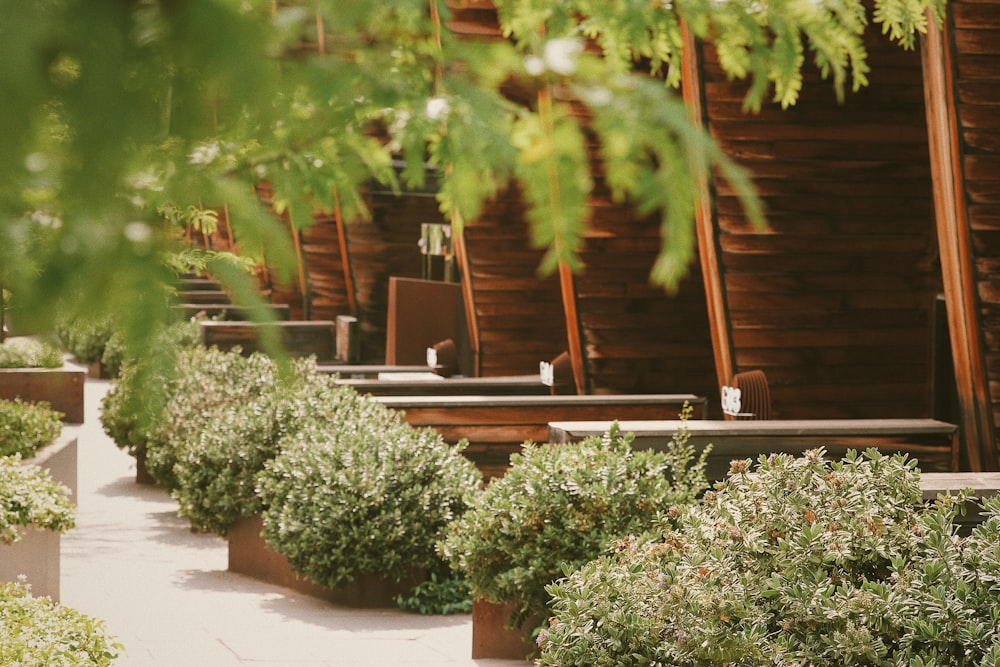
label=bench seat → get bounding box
[337,374,549,396]
[376,394,706,478]
[548,418,959,482]
[198,320,336,362]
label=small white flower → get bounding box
[189,142,221,165]
[544,38,583,76]
[425,97,450,121]
[124,222,153,244]
[524,55,545,76]
[312,158,324,168]
[24,153,48,173]
[30,211,62,229]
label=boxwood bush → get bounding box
[54,315,114,365]
[257,418,482,591]
[0,581,120,666]
[101,345,271,490]
[537,448,992,666]
[0,398,64,458]
[170,363,377,536]
[0,455,75,545]
[0,337,64,369]
[438,415,709,631]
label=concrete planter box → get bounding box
[0,362,86,424]
[0,429,79,602]
[25,428,78,505]
[471,598,540,660]
[227,514,423,608]
[0,527,61,601]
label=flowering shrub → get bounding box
[0,581,120,666]
[0,456,75,544]
[257,418,482,590]
[0,398,63,458]
[0,337,63,369]
[538,448,989,666]
[439,414,709,631]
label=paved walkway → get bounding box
[60,378,527,667]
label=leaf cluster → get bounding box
[0,581,121,666]
[537,448,996,666]
[439,419,709,630]
[0,398,64,459]
[0,456,75,545]
[0,337,64,369]
[257,418,482,590]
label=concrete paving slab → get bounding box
[57,379,530,667]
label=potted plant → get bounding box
[0,396,76,504]
[438,413,710,660]
[169,356,352,536]
[536,448,996,666]
[98,326,217,485]
[0,580,121,665]
[0,337,86,424]
[253,415,482,607]
[54,314,115,378]
[0,454,76,601]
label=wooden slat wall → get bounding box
[344,192,441,362]
[570,104,719,403]
[460,192,569,376]
[697,30,942,419]
[947,0,1000,464]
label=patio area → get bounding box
[59,377,526,667]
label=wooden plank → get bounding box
[548,418,959,481]
[336,374,548,396]
[198,320,336,361]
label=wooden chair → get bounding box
[426,338,460,377]
[540,351,576,395]
[722,369,772,420]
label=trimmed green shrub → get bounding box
[54,315,114,365]
[439,417,709,630]
[0,581,120,666]
[0,456,75,544]
[101,346,271,489]
[0,337,63,369]
[537,448,982,666]
[257,418,482,590]
[0,398,64,458]
[100,318,201,379]
[170,363,366,536]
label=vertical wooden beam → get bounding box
[921,18,996,471]
[557,261,587,394]
[452,222,482,376]
[681,23,735,392]
[331,188,357,316]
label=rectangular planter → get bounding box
[227,514,422,608]
[0,428,79,602]
[25,428,78,506]
[0,363,86,424]
[471,598,541,660]
[0,527,61,602]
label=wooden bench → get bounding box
[921,472,1000,533]
[173,303,291,321]
[198,320,336,362]
[336,373,549,397]
[178,289,231,305]
[375,394,707,478]
[547,418,960,482]
[316,364,435,378]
